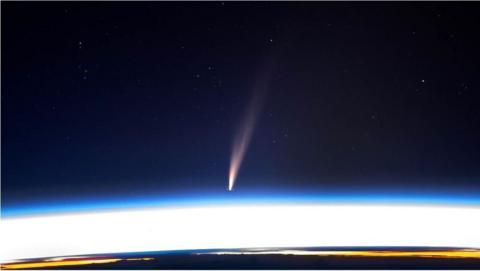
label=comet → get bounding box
[228,66,272,191]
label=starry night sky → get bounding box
[3,2,480,209]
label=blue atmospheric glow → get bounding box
[3,190,480,218]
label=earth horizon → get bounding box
[3,247,480,270]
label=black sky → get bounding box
[3,2,480,207]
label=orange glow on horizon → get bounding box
[2,250,480,269]
[1,257,154,270]
[201,249,480,259]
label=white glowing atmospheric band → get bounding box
[2,204,480,261]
